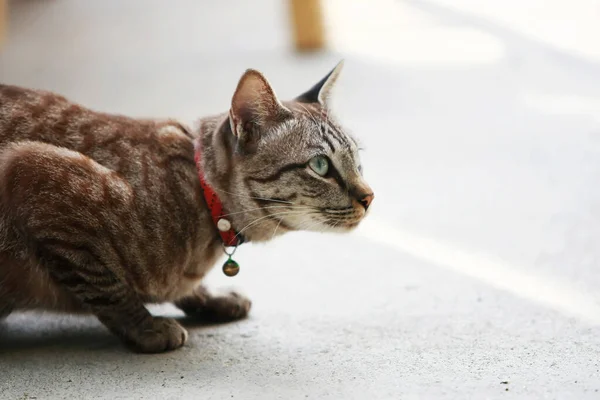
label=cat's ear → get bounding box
[229,69,292,150]
[295,60,344,106]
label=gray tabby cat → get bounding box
[0,61,374,353]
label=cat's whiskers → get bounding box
[270,217,284,240]
[298,214,329,233]
[234,210,315,239]
[295,216,313,231]
[269,209,325,239]
[331,218,342,230]
[219,204,314,218]
[299,216,323,231]
[212,187,294,205]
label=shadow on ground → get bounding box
[0,311,241,354]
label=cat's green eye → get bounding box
[308,155,329,176]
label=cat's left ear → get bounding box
[229,69,292,152]
[295,60,344,106]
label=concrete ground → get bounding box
[1,0,600,398]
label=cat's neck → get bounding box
[195,114,286,244]
[195,112,233,192]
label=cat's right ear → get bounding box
[229,69,292,152]
[295,60,344,106]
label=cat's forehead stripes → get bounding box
[322,134,336,153]
[319,120,354,152]
[290,102,357,154]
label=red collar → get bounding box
[194,144,242,247]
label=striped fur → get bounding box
[0,63,373,353]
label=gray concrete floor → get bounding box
[1,0,600,399]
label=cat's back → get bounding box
[0,83,90,134]
[0,83,136,150]
[0,84,195,176]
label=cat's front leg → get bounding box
[42,254,189,353]
[175,285,251,322]
[41,247,188,353]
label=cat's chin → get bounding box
[305,220,363,234]
[335,221,362,233]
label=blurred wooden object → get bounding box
[0,0,6,48]
[289,0,325,51]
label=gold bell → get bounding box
[222,258,240,277]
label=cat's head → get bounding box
[204,62,374,242]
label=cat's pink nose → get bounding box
[359,193,374,210]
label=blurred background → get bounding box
[1,1,600,399]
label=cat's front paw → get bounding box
[124,317,188,353]
[205,291,252,322]
[177,289,251,323]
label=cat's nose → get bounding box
[359,193,374,210]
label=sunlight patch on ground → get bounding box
[356,218,600,326]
